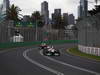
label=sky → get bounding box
[9,0,96,19]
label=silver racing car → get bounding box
[43,46,60,56]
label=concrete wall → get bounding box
[13,27,44,42]
[0,20,13,43]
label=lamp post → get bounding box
[35,20,38,41]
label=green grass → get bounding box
[68,47,100,61]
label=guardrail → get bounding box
[78,45,100,56]
[0,40,78,49]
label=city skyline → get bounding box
[41,1,49,24]
[9,0,96,19]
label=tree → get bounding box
[7,4,21,21]
[31,11,41,21]
[31,11,44,27]
[88,5,100,16]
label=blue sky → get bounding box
[10,0,96,19]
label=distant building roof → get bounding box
[66,24,77,30]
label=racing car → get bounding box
[43,46,60,56]
[39,42,47,50]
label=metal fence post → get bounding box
[35,21,38,41]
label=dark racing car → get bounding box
[39,43,47,49]
[43,46,60,56]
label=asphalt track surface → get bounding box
[0,43,100,75]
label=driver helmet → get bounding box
[51,46,54,48]
[41,43,46,46]
[47,46,50,49]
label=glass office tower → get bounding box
[80,0,88,17]
[0,0,10,20]
[0,0,3,20]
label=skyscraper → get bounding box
[78,4,83,18]
[0,0,10,17]
[51,13,55,25]
[68,14,75,25]
[0,0,3,16]
[54,9,61,25]
[63,13,68,26]
[22,15,30,22]
[79,0,88,17]
[54,9,61,15]
[0,5,2,15]
[41,1,49,25]
[52,9,63,29]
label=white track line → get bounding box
[40,50,100,75]
[23,48,64,75]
